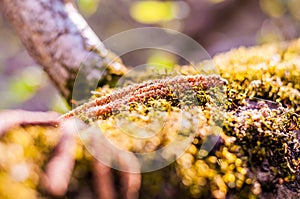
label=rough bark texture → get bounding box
[0,0,126,102]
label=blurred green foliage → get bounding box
[9,67,45,104]
[147,52,176,73]
[259,0,286,18]
[129,0,189,26]
[77,0,100,16]
[259,0,300,20]
[258,0,300,44]
[130,1,174,24]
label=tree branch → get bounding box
[0,0,126,102]
[41,118,77,196]
[0,110,59,137]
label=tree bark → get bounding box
[0,0,126,102]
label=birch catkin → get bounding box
[61,74,227,121]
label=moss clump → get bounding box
[1,39,300,198]
[0,124,99,199]
[82,39,299,198]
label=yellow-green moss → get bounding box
[1,39,300,198]
[0,126,60,199]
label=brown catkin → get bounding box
[60,74,227,121]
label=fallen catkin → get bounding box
[60,74,227,121]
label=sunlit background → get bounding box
[1,0,300,112]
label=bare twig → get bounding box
[41,118,78,196]
[117,153,141,199]
[92,160,117,199]
[0,110,59,137]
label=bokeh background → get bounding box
[1,0,300,112]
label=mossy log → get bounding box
[1,39,299,199]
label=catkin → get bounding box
[60,74,227,121]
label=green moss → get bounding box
[1,39,300,198]
[81,39,299,198]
